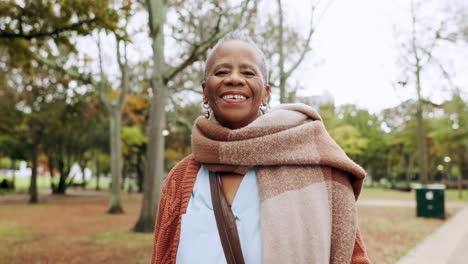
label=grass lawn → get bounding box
[1,175,46,187]
[0,188,465,263]
[361,187,468,203]
[357,205,460,264]
[0,175,138,194]
[4,175,466,203]
[0,193,152,264]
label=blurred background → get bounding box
[0,0,467,263]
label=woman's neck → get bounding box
[219,172,244,206]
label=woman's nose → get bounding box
[224,72,245,86]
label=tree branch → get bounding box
[421,99,445,108]
[116,35,129,112]
[0,18,98,40]
[97,33,114,109]
[285,23,314,78]
[172,85,203,95]
[277,0,285,80]
[35,55,95,86]
[163,0,252,83]
[146,0,162,38]
[420,21,446,65]
[36,54,118,111]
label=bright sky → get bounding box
[281,0,468,113]
[77,0,467,113]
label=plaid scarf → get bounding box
[192,103,366,263]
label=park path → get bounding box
[396,204,468,264]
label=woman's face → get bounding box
[202,40,270,129]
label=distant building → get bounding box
[298,90,335,109]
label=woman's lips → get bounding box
[222,98,248,104]
[220,92,249,104]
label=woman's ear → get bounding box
[202,82,208,104]
[263,85,271,105]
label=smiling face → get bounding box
[202,40,270,129]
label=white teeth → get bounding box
[222,94,247,100]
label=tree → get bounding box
[0,0,118,68]
[165,102,203,170]
[394,0,459,184]
[344,106,389,180]
[133,0,254,233]
[42,91,104,194]
[96,31,129,213]
[429,93,468,198]
[245,0,333,103]
[121,125,147,192]
[381,101,419,187]
[0,0,118,202]
[0,131,28,187]
[0,65,57,203]
[34,1,137,212]
[122,94,149,192]
[275,0,316,103]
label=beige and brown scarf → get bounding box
[192,103,366,263]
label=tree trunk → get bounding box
[277,0,286,103]
[107,108,124,214]
[122,161,127,190]
[80,159,88,187]
[457,150,463,199]
[95,154,101,191]
[411,1,428,185]
[457,164,462,199]
[415,59,429,184]
[134,89,168,232]
[279,75,287,103]
[55,159,68,194]
[386,154,392,183]
[415,102,428,184]
[134,0,167,233]
[405,153,414,188]
[136,151,144,193]
[29,145,39,204]
[133,0,252,233]
[47,155,57,192]
[10,159,16,190]
[276,0,315,103]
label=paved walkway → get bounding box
[396,204,468,264]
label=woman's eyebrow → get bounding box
[240,63,258,72]
[212,63,232,71]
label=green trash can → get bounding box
[415,184,445,219]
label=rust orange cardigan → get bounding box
[150,155,370,264]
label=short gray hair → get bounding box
[204,31,269,84]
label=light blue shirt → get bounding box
[176,166,262,264]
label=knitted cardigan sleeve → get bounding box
[150,161,185,264]
[352,227,371,263]
[150,156,370,264]
[150,155,200,264]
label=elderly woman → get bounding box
[151,32,370,264]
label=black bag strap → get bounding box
[209,171,245,264]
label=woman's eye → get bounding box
[215,71,228,76]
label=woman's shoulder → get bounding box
[162,155,201,198]
[167,155,200,179]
